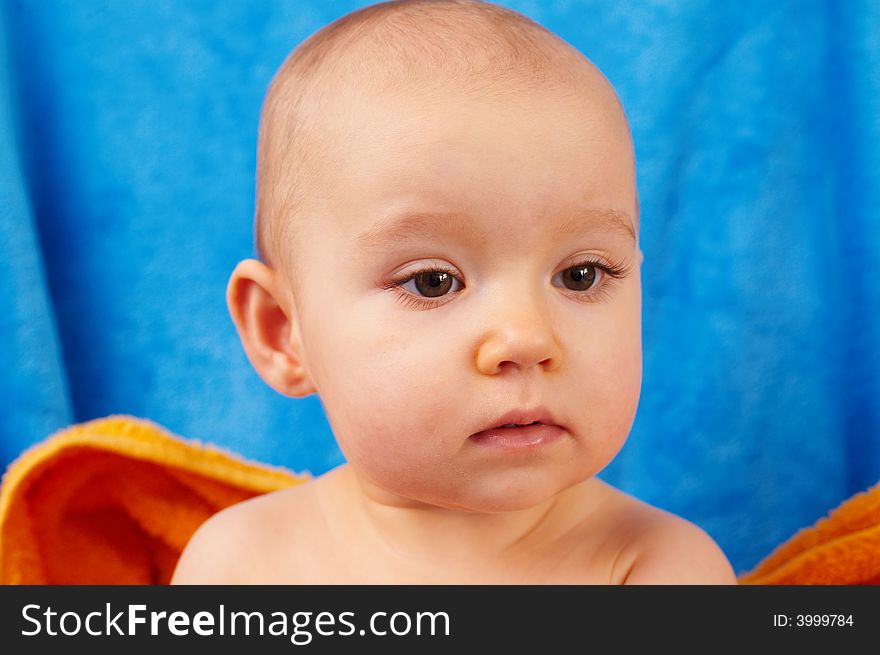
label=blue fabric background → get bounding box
[1,0,878,575]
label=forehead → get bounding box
[303,78,636,246]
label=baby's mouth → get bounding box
[469,422,565,449]
[469,409,565,449]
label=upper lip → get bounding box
[473,406,562,434]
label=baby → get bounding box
[173,0,736,584]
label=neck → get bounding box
[337,465,581,570]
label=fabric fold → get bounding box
[0,415,307,584]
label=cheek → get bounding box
[301,295,463,473]
[572,291,642,459]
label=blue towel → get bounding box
[1,0,877,575]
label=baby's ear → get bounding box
[226,259,316,398]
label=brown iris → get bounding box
[413,271,454,297]
[560,265,597,291]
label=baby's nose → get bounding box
[474,305,562,375]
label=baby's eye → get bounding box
[552,264,599,291]
[401,270,464,297]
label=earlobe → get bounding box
[226,259,317,398]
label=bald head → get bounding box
[255,0,630,281]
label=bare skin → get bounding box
[174,465,735,584]
[174,11,736,586]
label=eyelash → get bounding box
[382,256,632,311]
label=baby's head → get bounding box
[229,0,642,513]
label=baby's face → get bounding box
[287,79,641,512]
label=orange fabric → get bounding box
[2,416,878,584]
[738,479,880,584]
[0,416,307,584]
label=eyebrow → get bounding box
[355,207,636,252]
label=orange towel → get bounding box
[0,415,307,584]
[738,479,880,584]
[1,416,878,584]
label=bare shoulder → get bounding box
[171,481,318,585]
[589,481,737,585]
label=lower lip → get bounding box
[469,423,566,450]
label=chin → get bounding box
[362,459,593,514]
